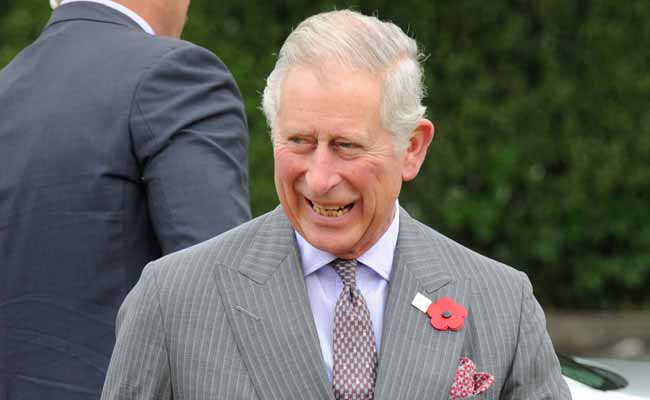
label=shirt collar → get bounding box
[60,0,155,34]
[296,201,399,281]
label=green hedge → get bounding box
[2,0,649,309]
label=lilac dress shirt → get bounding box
[296,204,399,381]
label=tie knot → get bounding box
[332,258,357,288]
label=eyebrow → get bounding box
[280,127,366,141]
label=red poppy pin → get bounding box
[411,293,467,331]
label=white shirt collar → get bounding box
[296,201,399,281]
[60,0,155,35]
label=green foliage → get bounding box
[2,0,648,309]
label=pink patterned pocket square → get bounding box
[449,357,495,399]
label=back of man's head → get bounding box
[262,10,427,151]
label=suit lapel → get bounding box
[213,208,333,400]
[213,207,471,399]
[374,209,473,400]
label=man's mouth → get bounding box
[308,199,354,217]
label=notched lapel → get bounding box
[374,210,473,400]
[213,209,333,400]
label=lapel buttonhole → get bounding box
[425,278,453,294]
[235,305,262,321]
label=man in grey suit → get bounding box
[102,10,570,400]
[0,0,250,398]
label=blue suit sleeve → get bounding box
[130,43,251,254]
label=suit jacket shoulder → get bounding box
[103,209,295,400]
[144,208,282,282]
[373,209,570,399]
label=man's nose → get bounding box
[305,145,341,197]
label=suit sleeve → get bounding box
[500,274,572,399]
[130,43,251,254]
[101,265,172,400]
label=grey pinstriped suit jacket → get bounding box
[101,207,570,399]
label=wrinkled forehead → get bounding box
[278,64,385,117]
[279,65,383,112]
[286,60,383,88]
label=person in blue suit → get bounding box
[0,0,251,398]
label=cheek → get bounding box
[360,161,403,205]
[274,151,304,190]
[351,160,394,190]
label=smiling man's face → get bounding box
[273,65,429,259]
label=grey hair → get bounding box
[50,0,62,9]
[261,10,427,151]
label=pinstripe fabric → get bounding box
[101,206,570,400]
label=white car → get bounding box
[560,354,650,399]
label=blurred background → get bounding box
[2,0,649,359]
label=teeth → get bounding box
[312,203,351,217]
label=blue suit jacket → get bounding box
[0,3,250,398]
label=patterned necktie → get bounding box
[332,258,378,400]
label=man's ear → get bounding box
[401,119,434,181]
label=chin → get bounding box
[313,237,362,259]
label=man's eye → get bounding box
[336,141,357,149]
[289,137,307,144]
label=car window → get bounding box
[558,354,628,391]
